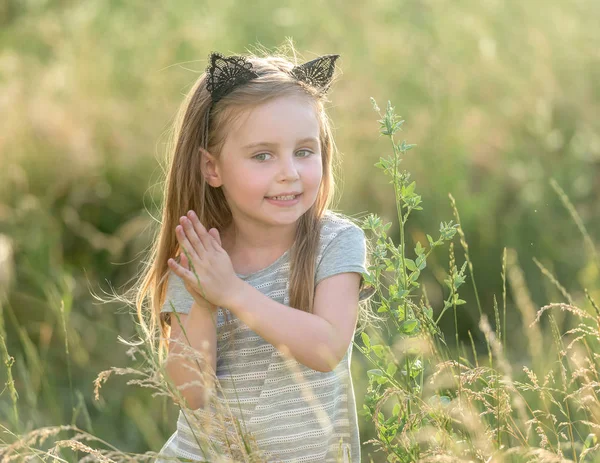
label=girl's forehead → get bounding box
[227,96,320,146]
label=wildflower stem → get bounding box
[449,194,483,318]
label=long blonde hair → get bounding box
[133,49,351,357]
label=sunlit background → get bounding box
[1,0,599,461]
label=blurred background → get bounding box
[0,0,599,460]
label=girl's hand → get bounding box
[168,211,242,309]
[177,252,218,313]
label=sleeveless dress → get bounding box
[156,210,375,462]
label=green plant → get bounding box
[355,99,600,462]
[356,99,460,461]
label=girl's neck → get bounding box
[220,224,296,276]
[221,222,297,256]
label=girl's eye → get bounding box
[252,150,313,162]
[296,149,313,158]
[253,153,271,161]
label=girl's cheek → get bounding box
[241,176,269,196]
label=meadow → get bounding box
[0,1,599,461]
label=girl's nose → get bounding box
[279,156,300,179]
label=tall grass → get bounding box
[1,6,599,458]
[353,100,600,462]
[1,98,598,462]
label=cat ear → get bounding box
[291,54,340,95]
[206,52,260,104]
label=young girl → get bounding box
[147,49,376,462]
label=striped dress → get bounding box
[157,210,375,462]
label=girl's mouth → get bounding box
[265,193,302,206]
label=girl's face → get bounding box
[205,95,323,234]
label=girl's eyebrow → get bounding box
[242,137,319,149]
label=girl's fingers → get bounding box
[212,228,221,247]
[168,256,208,301]
[180,252,189,269]
[180,216,206,255]
[185,211,223,253]
[176,225,200,263]
[187,211,213,250]
[209,228,221,251]
[168,257,191,281]
[180,249,200,282]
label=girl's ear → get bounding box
[200,147,223,187]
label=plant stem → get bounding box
[387,125,414,416]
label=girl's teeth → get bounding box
[271,195,296,200]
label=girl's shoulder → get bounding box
[315,209,375,300]
[317,209,369,260]
[319,209,366,243]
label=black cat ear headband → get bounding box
[206,51,339,103]
[201,52,340,148]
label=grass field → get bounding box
[1,1,599,461]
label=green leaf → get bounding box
[392,403,401,417]
[386,363,398,377]
[396,289,408,300]
[376,375,388,385]
[414,241,424,256]
[361,332,371,349]
[408,270,420,282]
[416,254,427,270]
[367,369,384,377]
[409,359,423,378]
[404,259,417,271]
[399,319,419,334]
[396,305,405,320]
[384,414,398,426]
[426,234,435,247]
[424,305,433,319]
[372,345,385,358]
[440,395,451,405]
[430,395,452,407]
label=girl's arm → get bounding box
[164,301,218,410]
[227,274,360,373]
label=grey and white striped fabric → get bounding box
[156,210,374,462]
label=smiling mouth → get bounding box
[265,193,302,200]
